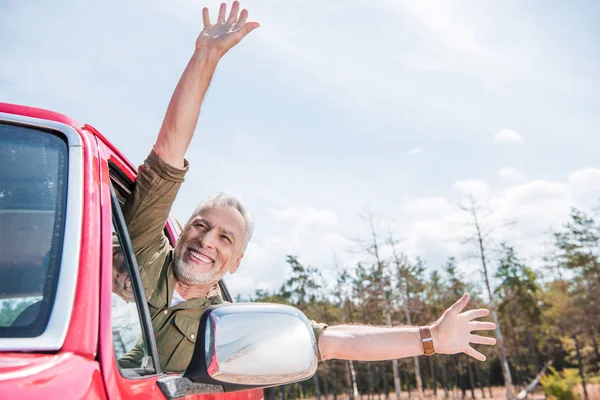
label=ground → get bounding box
[304,384,600,400]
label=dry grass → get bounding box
[303,384,600,400]
[304,387,516,400]
[575,383,600,399]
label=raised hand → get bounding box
[430,293,497,361]
[197,1,260,59]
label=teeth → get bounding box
[190,250,212,263]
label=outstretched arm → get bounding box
[153,1,259,168]
[319,293,497,362]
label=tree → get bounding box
[460,196,516,400]
[548,208,600,399]
[281,255,325,400]
[355,213,403,400]
[387,224,425,400]
[333,264,360,400]
[494,244,543,378]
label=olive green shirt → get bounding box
[117,150,327,373]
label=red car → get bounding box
[0,102,318,399]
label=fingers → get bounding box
[233,9,249,30]
[217,2,227,24]
[470,321,496,331]
[462,308,490,320]
[450,293,469,314]
[469,334,497,346]
[465,346,486,362]
[226,1,240,25]
[227,22,260,48]
[239,22,260,37]
[202,7,211,27]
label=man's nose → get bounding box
[200,230,218,248]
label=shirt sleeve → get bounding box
[122,150,189,253]
[121,150,189,287]
[310,320,328,362]
[117,335,146,369]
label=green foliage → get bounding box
[553,208,600,277]
[495,243,542,322]
[540,367,581,400]
[282,255,322,309]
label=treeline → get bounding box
[240,200,600,400]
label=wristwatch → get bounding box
[419,326,435,356]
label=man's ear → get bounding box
[230,253,244,274]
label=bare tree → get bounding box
[386,223,425,400]
[334,260,360,400]
[459,195,516,400]
[358,213,403,400]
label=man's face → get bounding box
[174,204,246,287]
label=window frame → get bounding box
[0,112,83,351]
[110,183,162,376]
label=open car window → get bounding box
[0,123,68,337]
[107,160,230,302]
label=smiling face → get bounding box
[173,204,246,288]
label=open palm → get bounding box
[430,293,497,361]
[197,1,259,58]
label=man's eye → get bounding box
[221,235,232,244]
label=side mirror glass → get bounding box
[184,303,318,390]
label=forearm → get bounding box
[319,325,424,361]
[154,48,219,168]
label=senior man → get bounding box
[118,2,496,372]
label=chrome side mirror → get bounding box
[184,303,318,390]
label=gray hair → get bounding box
[188,192,254,251]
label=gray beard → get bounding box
[173,256,217,286]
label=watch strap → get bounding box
[419,326,435,356]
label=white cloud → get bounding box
[568,168,600,189]
[215,170,600,299]
[391,168,600,281]
[225,204,351,296]
[270,205,339,227]
[453,179,491,201]
[402,197,453,214]
[498,166,526,182]
[494,129,523,143]
[409,147,423,155]
[392,1,508,75]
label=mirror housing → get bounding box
[183,303,319,391]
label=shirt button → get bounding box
[163,310,168,315]
[191,334,195,340]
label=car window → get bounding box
[107,164,160,376]
[0,123,67,337]
[111,223,151,372]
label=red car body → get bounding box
[0,102,264,400]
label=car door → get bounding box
[94,131,263,400]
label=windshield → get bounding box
[0,122,68,337]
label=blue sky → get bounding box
[2,0,600,296]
